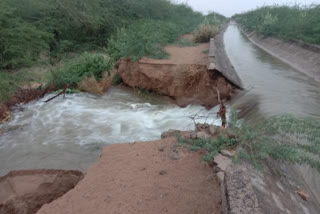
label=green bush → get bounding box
[193,25,220,43]
[0,0,204,69]
[0,2,51,69]
[0,70,34,102]
[234,4,320,44]
[107,20,181,61]
[193,12,226,43]
[49,53,113,88]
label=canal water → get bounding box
[224,23,320,203]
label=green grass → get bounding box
[233,4,320,45]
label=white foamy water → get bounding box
[0,87,221,175]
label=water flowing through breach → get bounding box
[224,23,320,203]
[0,87,221,176]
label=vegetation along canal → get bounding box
[225,23,320,203]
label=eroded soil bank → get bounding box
[117,39,238,109]
[37,133,223,214]
[0,169,83,214]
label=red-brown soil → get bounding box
[118,37,237,109]
[37,136,222,214]
[140,43,209,65]
[0,169,83,214]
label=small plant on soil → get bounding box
[202,49,209,54]
[228,111,320,172]
[175,38,198,47]
[193,25,220,43]
[177,134,236,163]
[179,110,320,172]
[112,73,123,85]
[53,88,80,94]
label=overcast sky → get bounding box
[174,0,320,17]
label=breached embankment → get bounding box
[117,34,242,109]
[0,169,83,214]
[1,33,244,213]
[238,25,320,83]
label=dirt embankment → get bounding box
[118,41,238,109]
[0,169,83,214]
[241,28,320,82]
[37,132,223,214]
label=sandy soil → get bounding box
[0,169,83,214]
[37,136,222,214]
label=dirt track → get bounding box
[37,136,222,214]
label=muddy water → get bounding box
[224,23,320,202]
[0,87,221,176]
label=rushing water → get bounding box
[224,23,320,203]
[0,87,221,176]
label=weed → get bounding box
[175,38,198,47]
[112,73,123,85]
[177,134,236,163]
[178,110,320,172]
[202,49,209,54]
[193,25,220,43]
[229,110,320,172]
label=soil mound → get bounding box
[37,136,222,214]
[0,169,83,214]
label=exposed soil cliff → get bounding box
[118,41,238,109]
[0,169,83,214]
[118,60,236,109]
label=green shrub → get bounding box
[234,4,320,44]
[193,24,220,43]
[112,73,123,85]
[0,70,34,102]
[0,0,204,69]
[107,20,180,61]
[49,53,113,88]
